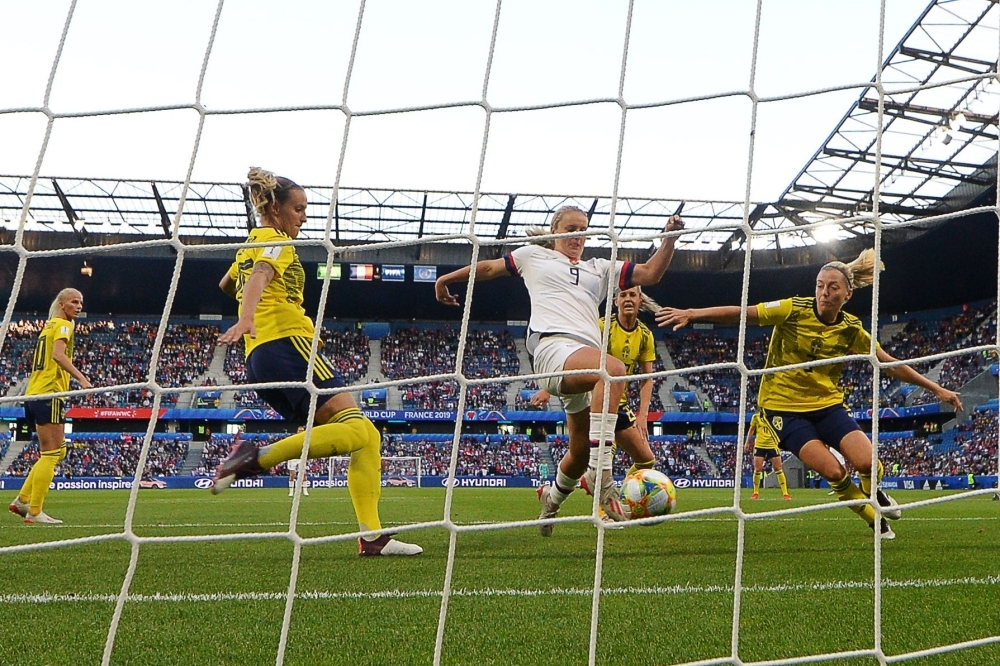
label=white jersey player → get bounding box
[436,206,683,535]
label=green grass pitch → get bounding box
[1,487,997,665]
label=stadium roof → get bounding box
[1,0,996,262]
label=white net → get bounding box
[1,1,999,665]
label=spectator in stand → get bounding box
[9,289,92,524]
[657,249,963,539]
[213,166,419,556]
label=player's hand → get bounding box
[743,437,754,455]
[664,214,685,233]
[936,387,963,412]
[220,318,255,344]
[529,389,551,408]
[435,280,460,307]
[636,413,649,441]
[655,307,691,330]
[78,377,93,390]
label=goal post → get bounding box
[327,455,423,488]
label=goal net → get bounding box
[1,1,998,665]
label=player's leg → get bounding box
[797,440,878,529]
[614,417,656,476]
[24,404,66,524]
[563,347,628,521]
[288,467,295,496]
[838,429,899,520]
[751,456,764,499]
[771,454,791,499]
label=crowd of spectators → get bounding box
[663,332,768,412]
[549,433,712,479]
[382,327,519,411]
[0,319,45,397]
[381,434,540,477]
[5,433,190,477]
[514,381,544,411]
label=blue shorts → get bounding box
[615,405,636,432]
[246,337,346,426]
[24,398,65,429]
[758,404,862,458]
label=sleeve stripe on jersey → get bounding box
[503,253,519,276]
[619,261,636,290]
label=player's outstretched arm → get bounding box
[875,347,964,411]
[219,272,237,299]
[435,258,509,307]
[655,305,758,330]
[219,261,275,343]
[630,215,684,287]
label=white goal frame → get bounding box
[327,455,423,488]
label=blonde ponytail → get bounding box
[822,248,884,290]
[524,205,587,248]
[246,167,302,223]
[49,288,80,320]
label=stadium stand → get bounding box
[5,433,191,477]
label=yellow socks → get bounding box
[859,459,884,497]
[256,408,383,533]
[258,408,370,468]
[752,471,763,495]
[831,472,875,526]
[626,459,656,477]
[28,448,61,514]
[776,470,789,496]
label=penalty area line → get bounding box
[4,575,999,605]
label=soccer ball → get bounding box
[619,469,677,519]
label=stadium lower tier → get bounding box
[2,424,995,481]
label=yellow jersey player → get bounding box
[214,167,419,556]
[9,288,92,524]
[657,249,963,539]
[745,412,791,500]
[530,285,662,512]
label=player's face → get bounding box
[552,211,588,260]
[815,268,851,320]
[270,188,308,239]
[616,287,641,317]
[60,292,84,320]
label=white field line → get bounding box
[3,575,998,605]
[0,515,994,531]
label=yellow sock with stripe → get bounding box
[859,459,884,497]
[776,470,789,496]
[626,459,656,477]
[752,471,763,494]
[256,408,383,532]
[831,472,875,526]
[28,448,61,514]
[258,408,370,468]
[18,463,36,504]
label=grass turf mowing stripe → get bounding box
[4,574,997,605]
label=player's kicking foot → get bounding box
[358,534,423,556]
[750,493,759,500]
[9,497,28,518]
[537,485,560,537]
[579,468,629,523]
[783,494,792,500]
[24,510,62,524]
[875,489,901,520]
[872,518,895,540]
[211,435,264,495]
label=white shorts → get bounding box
[287,458,301,470]
[531,336,592,414]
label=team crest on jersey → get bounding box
[772,416,783,431]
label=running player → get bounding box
[213,167,420,556]
[9,288,93,524]
[745,412,791,500]
[656,249,963,538]
[436,206,683,535]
